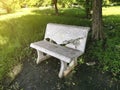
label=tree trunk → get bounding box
[92,0,104,40]
[53,0,58,15]
[85,0,92,19]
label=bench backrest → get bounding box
[44,23,90,53]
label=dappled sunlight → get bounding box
[0,8,37,20]
[39,6,52,10]
[8,63,23,80]
[103,6,120,16]
[0,35,8,45]
[0,5,119,89]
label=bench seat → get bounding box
[30,40,83,63]
[30,23,90,78]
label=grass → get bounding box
[0,6,120,88]
[0,7,90,82]
[90,6,120,79]
[103,6,120,16]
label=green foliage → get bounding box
[58,0,76,8]
[85,7,120,79]
[0,6,120,87]
[103,0,120,6]
[41,0,51,6]
[0,8,89,82]
[0,0,21,13]
[86,37,120,77]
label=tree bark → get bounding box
[53,0,58,15]
[92,0,104,40]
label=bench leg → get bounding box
[36,50,51,64]
[58,60,67,78]
[64,58,78,77]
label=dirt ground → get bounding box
[8,57,120,90]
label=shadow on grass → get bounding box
[0,8,120,90]
[31,8,86,18]
[103,15,120,26]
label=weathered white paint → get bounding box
[45,23,90,53]
[30,23,90,78]
[30,41,82,63]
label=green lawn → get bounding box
[0,6,120,88]
[0,7,90,82]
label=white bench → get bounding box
[30,23,90,78]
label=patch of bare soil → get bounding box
[7,57,120,90]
